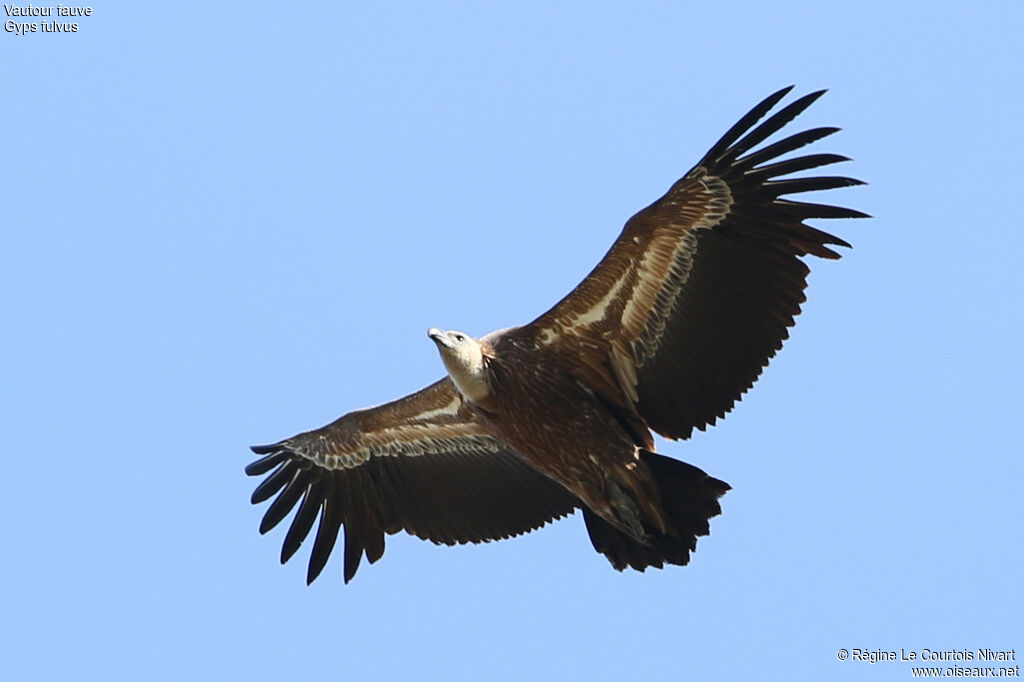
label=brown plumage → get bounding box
[247,86,866,583]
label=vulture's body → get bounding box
[247,87,866,583]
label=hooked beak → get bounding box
[427,327,453,349]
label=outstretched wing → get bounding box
[526,87,867,439]
[247,378,578,583]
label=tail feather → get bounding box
[584,451,730,572]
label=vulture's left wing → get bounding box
[247,378,577,583]
[525,87,866,439]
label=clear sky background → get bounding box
[3,3,1021,681]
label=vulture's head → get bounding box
[427,327,490,402]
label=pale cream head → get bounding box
[427,327,491,403]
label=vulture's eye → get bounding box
[455,334,465,342]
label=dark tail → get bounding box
[583,450,730,572]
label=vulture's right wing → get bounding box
[247,378,578,583]
[524,87,866,439]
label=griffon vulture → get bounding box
[247,86,865,583]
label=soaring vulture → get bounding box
[247,86,866,583]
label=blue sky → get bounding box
[3,3,1021,680]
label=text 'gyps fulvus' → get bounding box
[247,86,866,584]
